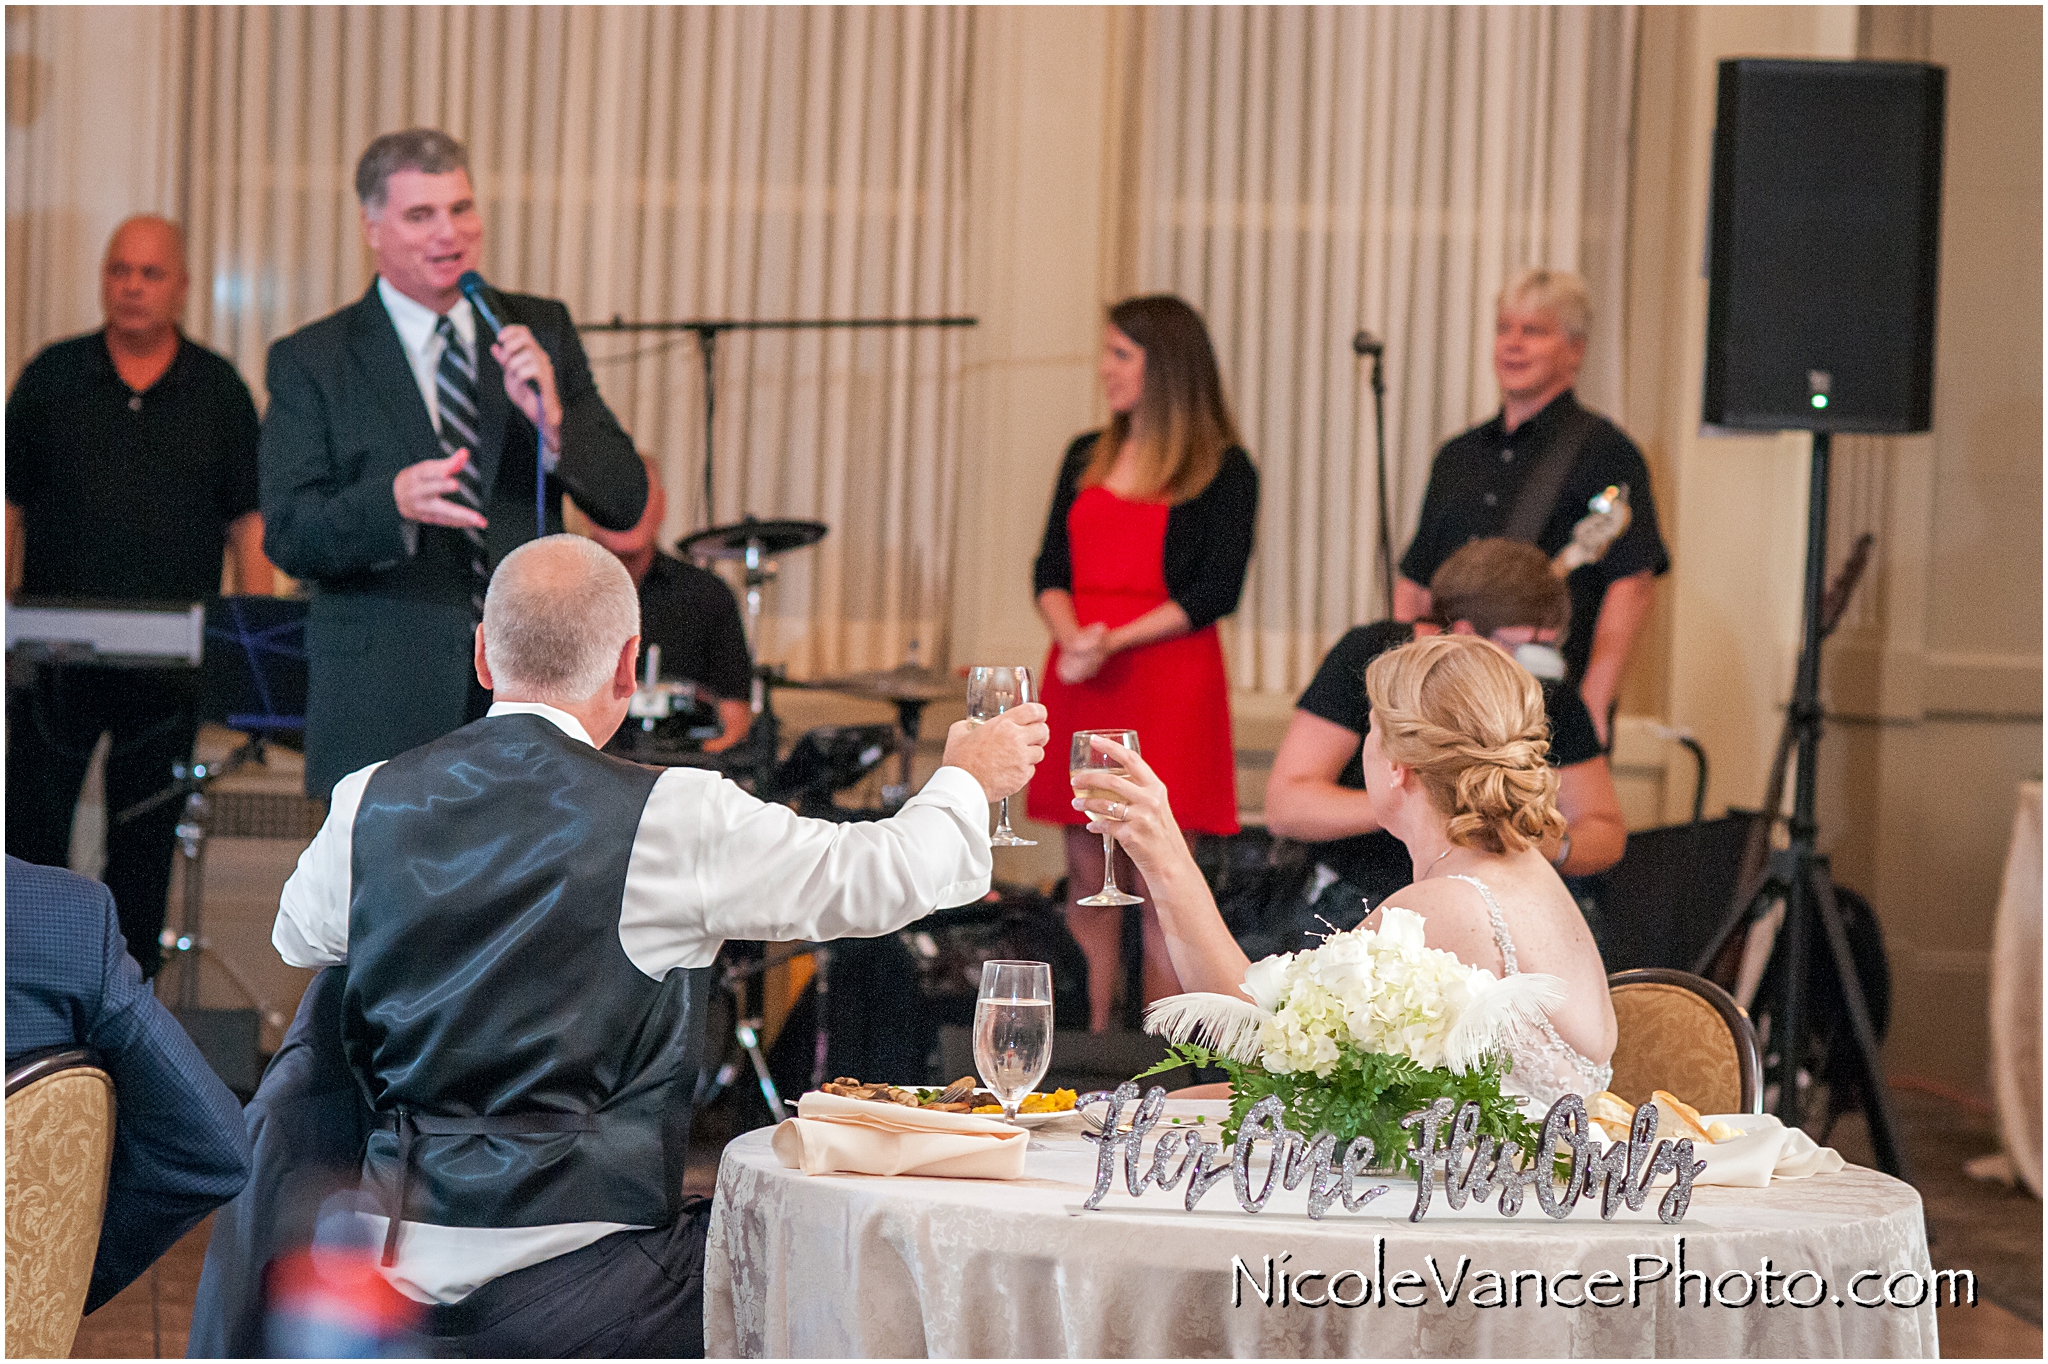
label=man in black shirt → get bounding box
[5,215,271,974]
[1395,269,1669,745]
[1262,539,1626,950]
[587,458,753,752]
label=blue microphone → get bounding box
[458,270,549,537]
[457,271,539,394]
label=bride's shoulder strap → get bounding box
[1442,873,1518,974]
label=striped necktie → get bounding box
[433,315,489,615]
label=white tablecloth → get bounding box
[707,1106,1938,1357]
[1991,781,2042,1196]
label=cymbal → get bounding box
[678,516,828,562]
[807,663,956,704]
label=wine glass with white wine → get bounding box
[973,960,1053,1124]
[1070,729,1142,906]
[965,665,1036,847]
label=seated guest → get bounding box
[1262,537,1625,944]
[587,454,755,753]
[1072,634,1616,1110]
[5,857,253,1312]
[271,533,1045,1355]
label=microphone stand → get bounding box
[1354,333,1394,617]
[579,315,979,526]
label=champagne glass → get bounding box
[966,665,1037,847]
[1071,729,1142,906]
[973,960,1054,1124]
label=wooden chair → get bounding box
[1606,969,1763,1115]
[6,1047,116,1359]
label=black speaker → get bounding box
[1703,59,1945,433]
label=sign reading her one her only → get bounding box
[1078,1084,1706,1224]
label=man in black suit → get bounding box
[259,128,646,797]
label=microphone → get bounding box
[457,270,541,395]
[1352,330,1384,357]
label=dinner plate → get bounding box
[886,1086,1081,1127]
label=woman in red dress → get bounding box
[1026,295,1258,1031]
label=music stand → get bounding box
[119,597,309,1090]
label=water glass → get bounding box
[973,960,1054,1123]
[966,665,1037,847]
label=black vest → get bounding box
[343,712,710,1229]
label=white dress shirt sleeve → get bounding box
[273,762,380,967]
[616,764,993,978]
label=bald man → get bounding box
[270,535,1047,1354]
[5,215,273,975]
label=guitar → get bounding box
[1552,483,1632,576]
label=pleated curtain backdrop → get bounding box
[9,5,972,678]
[1115,6,1638,693]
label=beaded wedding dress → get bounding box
[1443,874,1613,1111]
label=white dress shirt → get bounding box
[274,700,994,1302]
[377,276,476,437]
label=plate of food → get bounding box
[816,1076,1081,1127]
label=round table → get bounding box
[706,1105,1939,1357]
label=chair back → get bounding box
[6,1048,116,1359]
[1606,969,1762,1116]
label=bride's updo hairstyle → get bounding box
[1364,634,1567,854]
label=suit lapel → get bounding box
[346,285,439,472]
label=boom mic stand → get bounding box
[1693,431,1908,1179]
[579,315,979,527]
[1353,331,1394,617]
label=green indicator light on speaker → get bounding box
[1811,394,1829,409]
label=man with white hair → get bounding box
[1395,268,1670,744]
[270,534,1048,1355]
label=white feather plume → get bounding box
[1443,971,1566,1074]
[1143,992,1272,1065]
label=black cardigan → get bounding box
[1031,433,1259,633]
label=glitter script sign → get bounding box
[1078,1084,1706,1223]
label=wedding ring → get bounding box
[1110,801,1126,821]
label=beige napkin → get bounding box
[771,1091,1031,1178]
[1615,1113,1846,1188]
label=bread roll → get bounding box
[1585,1090,1637,1142]
[1649,1090,1711,1143]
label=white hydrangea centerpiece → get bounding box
[1137,907,1562,1167]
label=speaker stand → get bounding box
[1706,432,1908,1179]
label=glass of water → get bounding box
[965,665,1037,846]
[973,960,1054,1124]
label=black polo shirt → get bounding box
[1292,620,1602,901]
[6,331,260,602]
[1398,390,1669,682]
[636,552,753,702]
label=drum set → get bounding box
[628,513,962,1124]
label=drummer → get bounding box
[587,455,754,752]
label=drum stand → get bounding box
[116,736,288,1089]
[699,943,829,1124]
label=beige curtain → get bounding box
[1115,6,1638,692]
[8,5,972,677]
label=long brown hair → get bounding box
[1084,295,1241,504]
